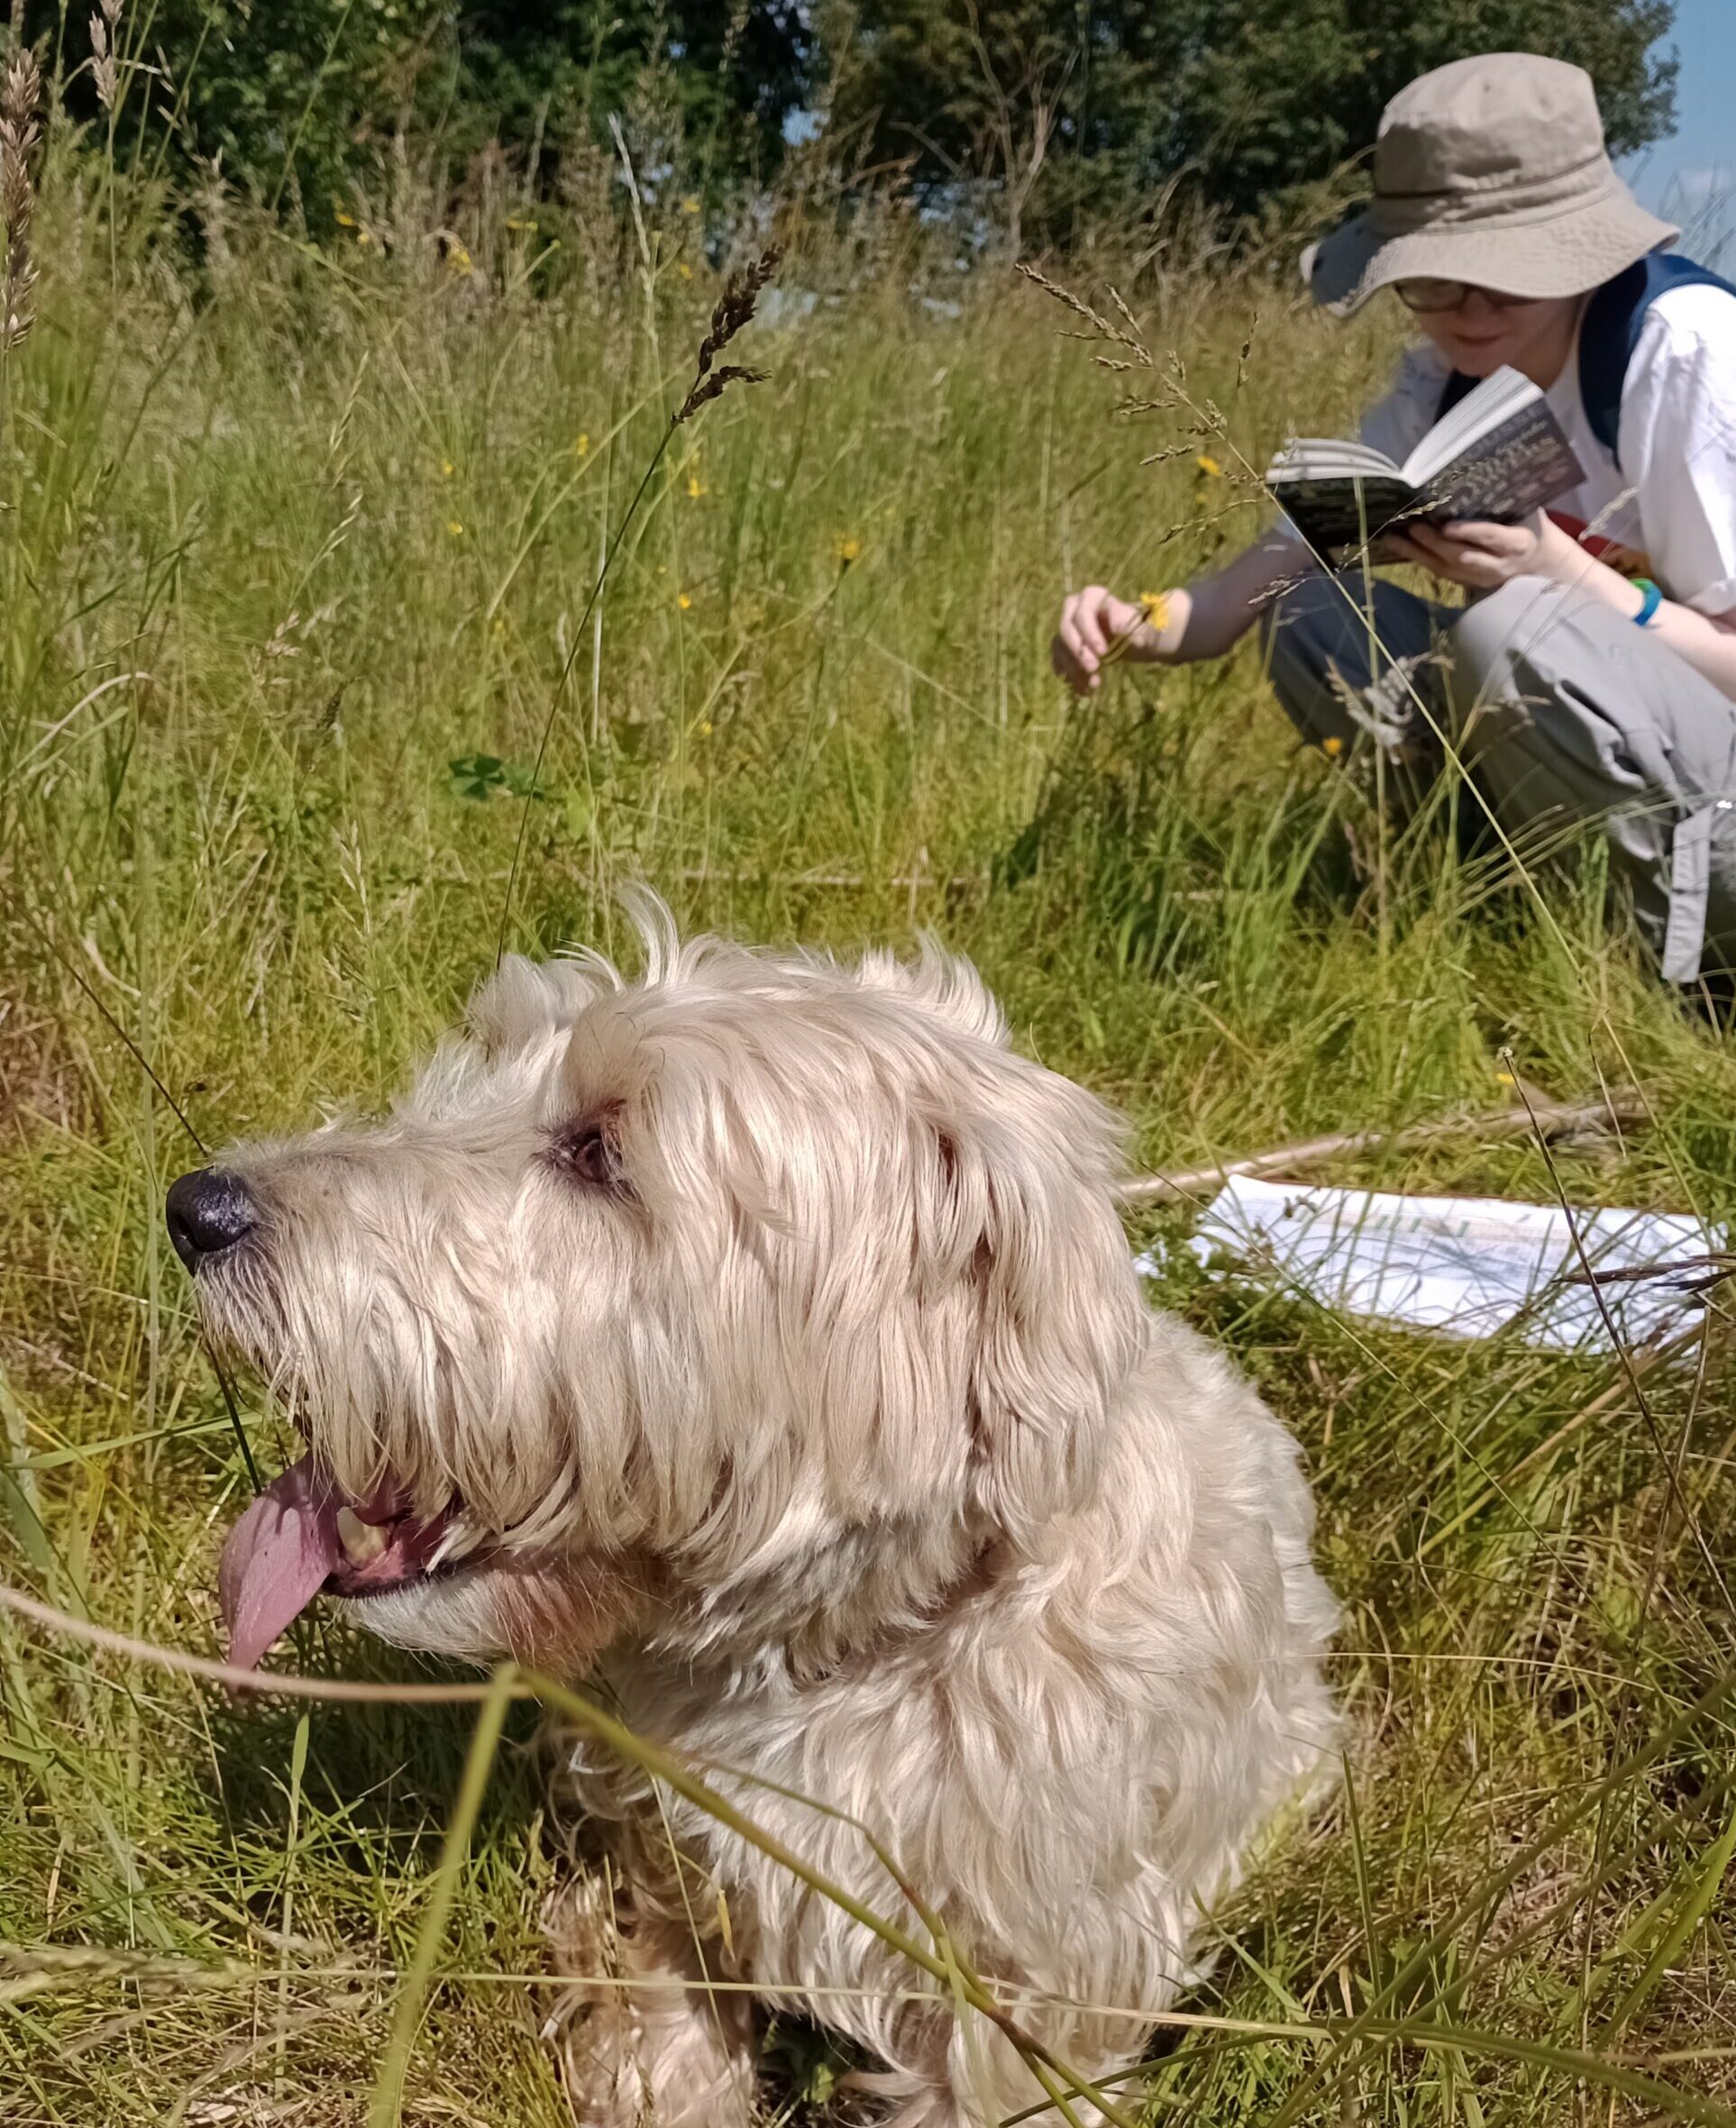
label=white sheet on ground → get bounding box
[1135,1174,1722,1353]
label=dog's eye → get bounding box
[550,1118,624,1191]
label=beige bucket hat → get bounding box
[1303,53,1678,315]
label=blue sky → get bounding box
[1626,0,1731,230]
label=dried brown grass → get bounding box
[0,44,40,352]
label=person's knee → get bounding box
[1448,575,1558,699]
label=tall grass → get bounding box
[6,89,1736,2128]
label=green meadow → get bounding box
[5,118,1736,2127]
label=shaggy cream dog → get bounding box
[168,906,1338,2127]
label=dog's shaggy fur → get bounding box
[183,907,1338,2126]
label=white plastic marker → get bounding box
[1137,1175,1724,1354]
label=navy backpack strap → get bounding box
[1577,253,1736,463]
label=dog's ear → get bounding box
[923,1064,1143,1542]
[852,940,1009,1047]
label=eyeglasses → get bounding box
[1393,279,1542,315]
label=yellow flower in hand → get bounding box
[1138,590,1169,634]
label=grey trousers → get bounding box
[1259,572,1736,982]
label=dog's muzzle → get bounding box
[165,1166,259,1271]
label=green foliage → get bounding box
[824,0,1678,241]
[18,0,1677,240]
[7,87,1736,2128]
[448,750,546,800]
[452,1,809,192]
[26,0,809,223]
[31,0,439,211]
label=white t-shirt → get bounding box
[1357,283,1736,616]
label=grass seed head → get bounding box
[0,45,41,352]
[90,4,120,111]
[675,242,781,424]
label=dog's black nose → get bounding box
[165,1168,258,1271]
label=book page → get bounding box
[1401,366,1538,488]
[1266,438,1404,482]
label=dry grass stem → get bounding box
[0,1577,536,1703]
[1117,1091,1645,1204]
[1014,260,1150,367]
[673,242,781,423]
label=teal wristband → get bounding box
[1632,578,1663,627]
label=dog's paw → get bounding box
[555,2005,753,2128]
[553,2004,652,2128]
[542,1873,754,2128]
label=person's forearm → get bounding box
[1543,534,1736,700]
[1155,533,1320,662]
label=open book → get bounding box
[1266,366,1585,560]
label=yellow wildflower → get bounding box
[446,519,464,537]
[1321,735,1343,758]
[334,207,356,228]
[574,433,590,458]
[678,261,693,279]
[1195,453,1224,478]
[356,228,371,246]
[445,242,473,276]
[681,195,699,215]
[686,469,708,498]
[677,592,692,610]
[699,719,713,736]
[441,459,454,479]
[836,534,861,565]
[1138,590,1169,632]
[505,215,537,233]
[1494,1069,1515,1086]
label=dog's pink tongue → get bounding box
[218,1456,342,1671]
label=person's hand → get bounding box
[1052,585,1174,695]
[1384,508,1580,592]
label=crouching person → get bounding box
[1054,55,1736,987]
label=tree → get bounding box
[28,0,809,221]
[447,2,810,195]
[821,0,1678,245]
[20,0,1676,242]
